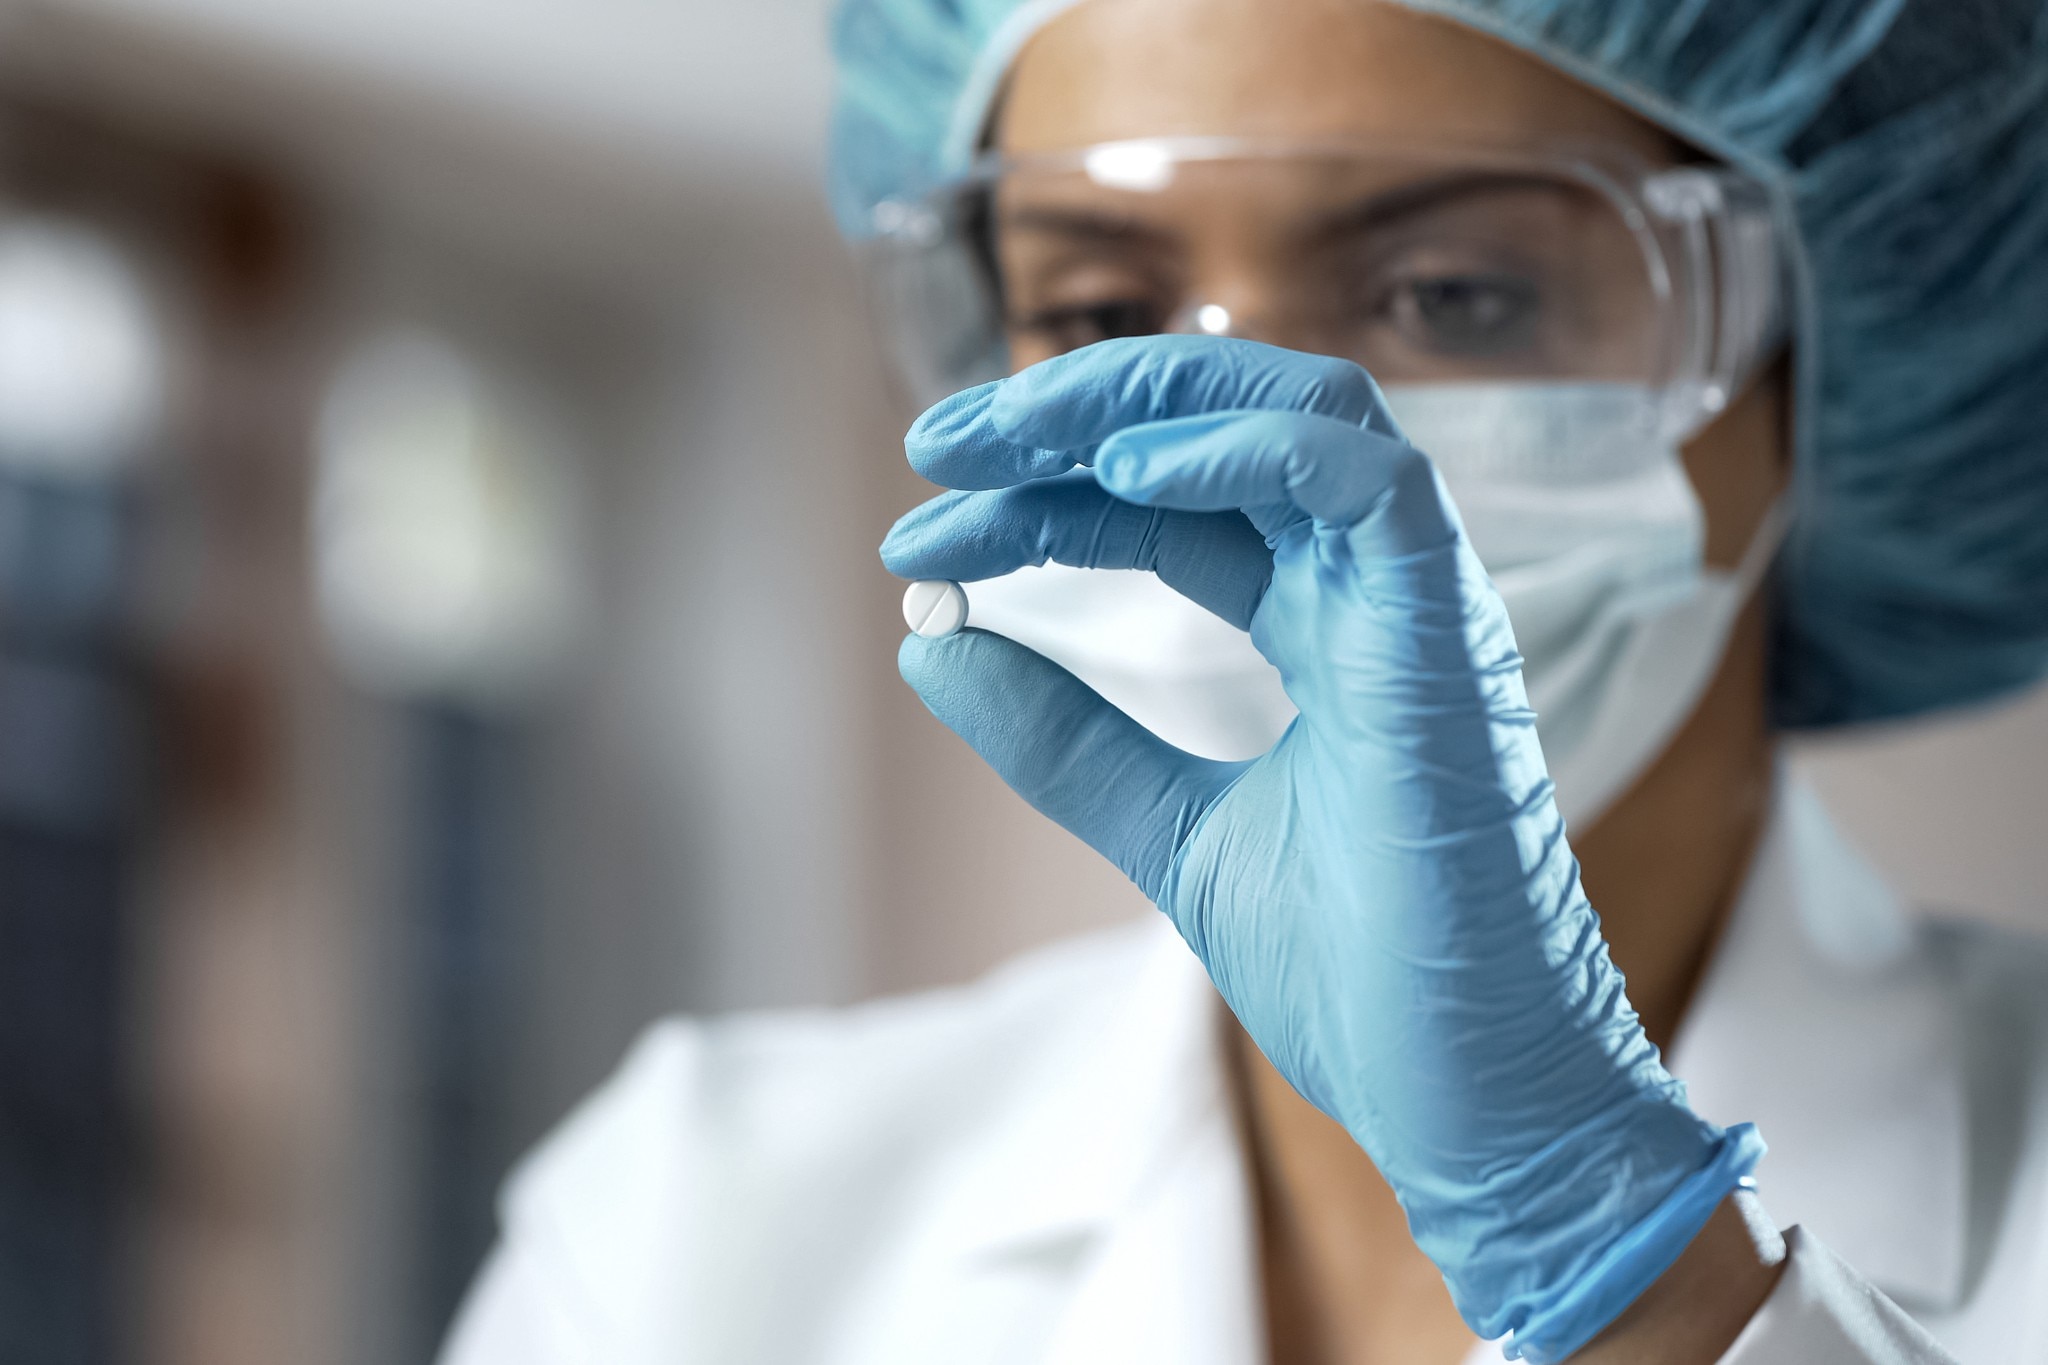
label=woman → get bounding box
[443,1,2048,1361]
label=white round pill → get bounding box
[902,579,969,638]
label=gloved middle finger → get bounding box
[1095,409,1459,559]
[994,335,1396,455]
[906,336,1397,492]
[882,476,1272,631]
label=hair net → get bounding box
[828,0,2048,729]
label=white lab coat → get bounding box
[441,781,2048,1363]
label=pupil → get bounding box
[1409,276,1537,355]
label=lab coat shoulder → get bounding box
[1927,909,2048,1042]
[1724,1229,1960,1364]
[1728,910,2048,1365]
[442,920,1178,1365]
[1922,912,2048,1353]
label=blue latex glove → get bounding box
[881,336,1764,1362]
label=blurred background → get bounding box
[0,2,2038,1362]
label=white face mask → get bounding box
[962,383,1784,830]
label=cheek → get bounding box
[1006,332,1059,371]
[1680,363,1790,569]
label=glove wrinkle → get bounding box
[888,338,1763,1362]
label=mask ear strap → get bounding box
[1728,494,1791,595]
[1715,180,1787,404]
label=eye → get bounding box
[1385,273,1542,358]
[1008,297,1169,354]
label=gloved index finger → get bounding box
[991,335,1401,455]
[881,477,1273,630]
[906,381,1085,490]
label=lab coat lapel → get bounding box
[941,915,1263,1365]
[1032,1088,1263,1365]
[1670,779,1969,1309]
[935,775,1967,1363]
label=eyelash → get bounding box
[1009,298,1164,342]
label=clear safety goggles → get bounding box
[862,136,1785,439]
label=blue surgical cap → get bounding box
[829,0,2048,729]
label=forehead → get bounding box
[996,0,1678,163]
[990,154,1620,267]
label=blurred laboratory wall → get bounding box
[0,5,1151,1364]
[0,3,2035,1365]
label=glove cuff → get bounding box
[1504,1122,1768,1363]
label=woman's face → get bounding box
[994,0,1787,570]
[998,0,1681,160]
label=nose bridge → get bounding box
[1167,230,1335,354]
[1169,291,1332,357]
[1135,165,1349,357]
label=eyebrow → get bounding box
[995,171,1578,249]
[992,204,1184,251]
[1303,171,1584,244]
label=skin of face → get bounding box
[996,155,1666,386]
[995,2,1791,1362]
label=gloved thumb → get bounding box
[898,628,1243,903]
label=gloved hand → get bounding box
[881,336,1763,1362]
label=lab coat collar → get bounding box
[949,775,1969,1314]
[935,921,1265,1365]
[1669,777,1969,1309]
[941,914,1227,1258]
